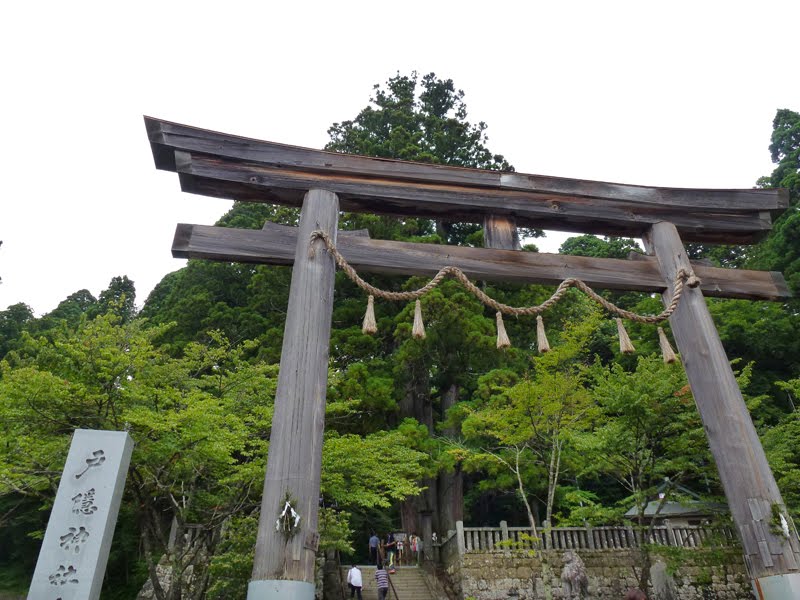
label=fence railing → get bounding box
[452,521,736,555]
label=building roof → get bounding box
[624,499,728,519]
[625,484,728,519]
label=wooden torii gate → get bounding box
[145,117,800,599]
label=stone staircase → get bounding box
[339,565,440,600]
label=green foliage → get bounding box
[0,314,278,596]
[749,109,800,292]
[392,280,499,392]
[206,514,258,600]
[327,71,512,171]
[552,487,621,526]
[322,423,430,509]
[762,379,800,519]
[1,319,272,489]
[580,356,714,519]
[93,275,136,322]
[318,507,355,553]
[0,302,34,358]
[216,202,298,229]
[456,311,602,525]
[558,235,641,259]
[708,299,800,420]
[140,259,285,356]
[685,243,750,269]
[140,203,295,356]
[766,108,800,196]
[33,288,97,331]
[494,531,539,557]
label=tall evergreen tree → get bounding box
[140,204,295,356]
[0,303,33,358]
[693,109,800,415]
[327,71,512,170]
[325,72,530,534]
[750,108,800,292]
[327,71,517,245]
[93,275,136,322]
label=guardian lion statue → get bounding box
[560,550,589,598]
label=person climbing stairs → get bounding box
[339,565,440,600]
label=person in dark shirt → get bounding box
[384,532,397,573]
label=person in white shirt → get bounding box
[347,564,363,599]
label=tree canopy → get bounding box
[327,71,512,171]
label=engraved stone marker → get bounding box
[28,429,133,600]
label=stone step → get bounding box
[340,566,439,600]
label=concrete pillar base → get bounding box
[753,573,800,599]
[247,579,315,600]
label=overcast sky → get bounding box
[2,1,798,316]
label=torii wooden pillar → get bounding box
[145,117,800,599]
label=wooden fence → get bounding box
[440,521,737,556]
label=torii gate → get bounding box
[145,117,800,599]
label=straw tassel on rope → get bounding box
[412,299,426,339]
[308,232,697,354]
[616,318,635,354]
[362,295,377,335]
[536,315,550,353]
[496,312,511,349]
[308,231,692,329]
[658,327,677,364]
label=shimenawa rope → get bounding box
[309,230,695,358]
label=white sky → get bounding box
[1,1,798,316]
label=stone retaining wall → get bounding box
[444,547,753,600]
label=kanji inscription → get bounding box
[75,449,106,479]
[48,564,79,586]
[71,488,99,515]
[28,430,133,600]
[60,526,90,554]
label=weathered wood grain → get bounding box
[261,220,369,238]
[499,173,789,212]
[484,215,520,250]
[172,223,791,301]
[145,116,788,211]
[170,151,775,244]
[250,190,338,587]
[144,116,788,244]
[644,221,800,581]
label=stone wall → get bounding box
[444,547,753,600]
